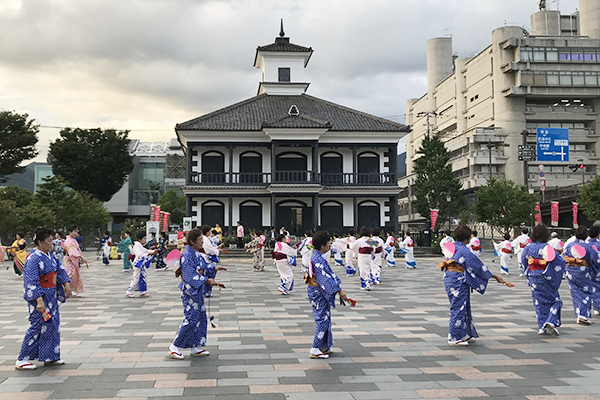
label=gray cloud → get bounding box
[0,0,580,160]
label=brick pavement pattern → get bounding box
[1,251,600,399]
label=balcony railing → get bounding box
[188,172,397,186]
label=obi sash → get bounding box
[407,243,414,247]
[40,271,57,288]
[520,243,527,249]
[471,245,481,251]
[374,247,383,254]
[272,252,287,260]
[358,247,373,254]
[528,257,547,271]
[437,259,464,273]
[564,256,589,268]
[501,248,511,254]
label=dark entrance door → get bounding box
[202,201,224,227]
[276,202,313,236]
[358,201,380,229]
[239,201,262,232]
[320,152,343,184]
[357,152,379,184]
[320,201,343,234]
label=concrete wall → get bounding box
[579,0,600,40]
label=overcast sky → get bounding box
[0,0,580,162]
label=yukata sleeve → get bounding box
[282,243,297,257]
[587,246,600,279]
[181,252,207,289]
[22,256,43,302]
[546,253,566,290]
[55,254,71,284]
[313,259,341,295]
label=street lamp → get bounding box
[446,194,452,230]
[486,139,510,179]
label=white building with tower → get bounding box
[400,0,600,230]
[176,23,408,236]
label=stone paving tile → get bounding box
[2,252,600,399]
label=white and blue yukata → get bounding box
[521,242,565,331]
[126,241,154,296]
[297,236,313,273]
[371,236,385,284]
[99,235,111,265]
[563,240,600,321]
[587,238,600,313]
[172,246,210,349]
[332,238,345,267]
[441,242,493,343]
[273,241,297,294]
[384,235,396,267]
[17,250,70,363]
[307,250,342,352]
[351,236,374,289]
[399,236,416,268]
[200,235,220,298]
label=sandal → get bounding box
[169,351,184,360]
[190,349,210,357]
[44,359,65,366]
[309,353,329,359]
[15,362,37,370]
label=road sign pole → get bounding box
[521,130,528,187]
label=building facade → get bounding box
[176,28,408,236]
[400,0,600,229]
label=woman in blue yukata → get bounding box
[439,225,506,346]
[521,223,565,336]
[563,225,600,326]
[169,228,226,359]
[306,231,349,359]
[15,227,72,370]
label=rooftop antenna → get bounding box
[537,0,546,11]
[279,18,285,37]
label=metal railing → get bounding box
[188,172,397,185]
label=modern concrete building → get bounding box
[400,0,600,230]
[176,26,408,236]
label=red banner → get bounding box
[550,201,559,227]
[534,203,542,224]
[154,205,161,223]
[163,212,170,232]
[430,209,439,230]
[150,204,156,221]
[573,202,578,228]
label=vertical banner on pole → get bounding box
[550,201,559,227]
[572,202,579,228]
[154,206,161,223]
[150,204,156,221]
[430,209,439,230]
[534,203,542,224]
[163,212,170,232]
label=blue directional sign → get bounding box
[537,128,569,162]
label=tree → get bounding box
[48,127,134,202]
[413,134,466,230]
[0,186,53,242]
[0,110,39,183]
[475,177,537,232]
[35,176,110,235]
[578,175,600,221]
[158,189,186,224]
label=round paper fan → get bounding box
[165,249,181,268]
[542,244,555,262]
[571,244,586,259]
[442,242,456,258]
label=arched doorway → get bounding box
[202,151,225,183]
[239,200,263,232]
[358,200,380,229]
[320,151,343,184]
[276,151,307,182]
[320,200,343,234]
[276,200,312,236]
[239,151,263,183]
[201,200,224,228]
[357,151,379,184]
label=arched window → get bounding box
[320,200,343,234]
[202,151,225,183]
[202,200,224,227]
[276,151,307,182]
[357,151,380,184]
[239,200,263,232]
[358,200,380,229]
[320,151,343,184]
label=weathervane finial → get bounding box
[279,18,285,37]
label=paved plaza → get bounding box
[1,250,600,400]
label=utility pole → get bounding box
[521,130,529,187]
[417,111,438,137]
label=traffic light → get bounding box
[569,164,584,172]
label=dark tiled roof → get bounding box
[263,114,331,129]
[257,37,312,53]
[176,94,409,133]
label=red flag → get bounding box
[430,209,439,230]
[534,203,542,224]
[550,201,559,227]
[150,204,156,221]
[573,202,578,228]
[163,212,170,232]
[154,206,161,223]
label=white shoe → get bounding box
[15,360,37,370]
[169,344,184,359]
[309,348,329,359]
[125,293,134,298]
[543,322,559,336]
[448,340,469,346]
[538,328,546,335]
[361,287,372,291]
[519,274,524,277]
[577,317,592,325]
